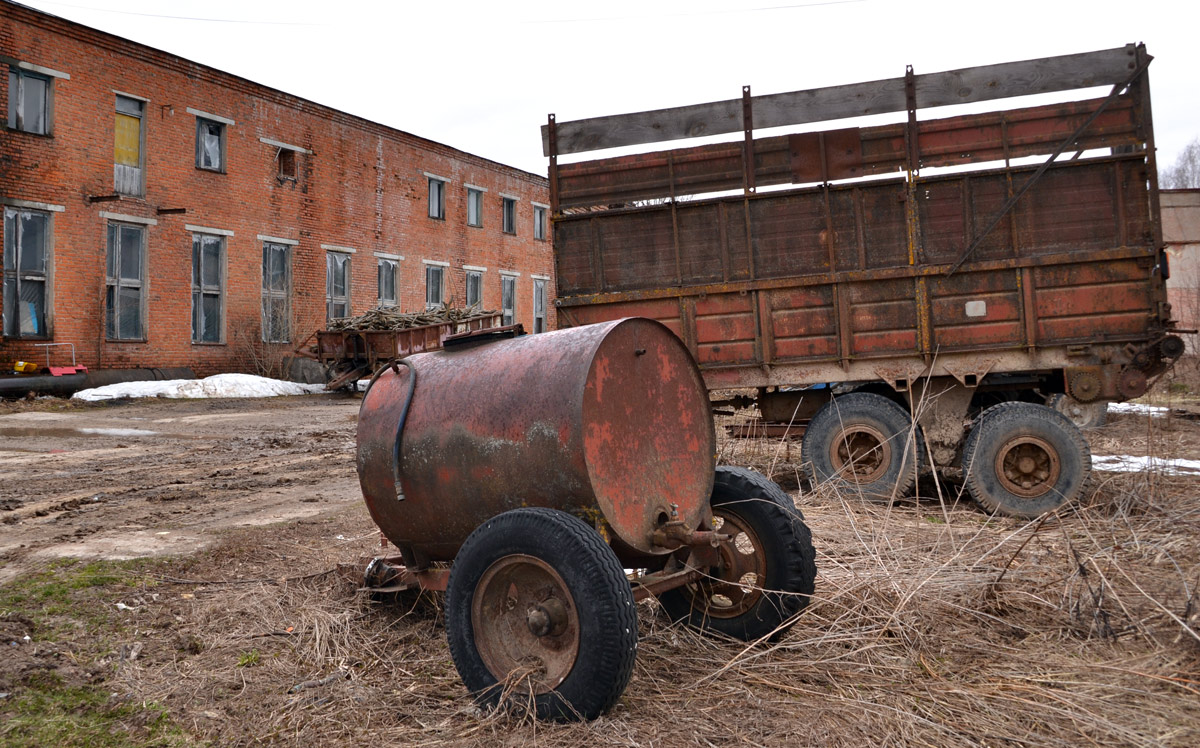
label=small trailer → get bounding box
[356,318,817,720]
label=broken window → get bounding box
[534,205,548,240]
[502,197,516,235]
[7,68,50,135]
[114,95,144,196]
[196,118,225,171]
[467,188,483,227]
[277,148,296,180]
[501,275,516,326]
[378,258,397,307]
[262,242,291,342]
[191,234,224,343]
[425,264,444,309]
[428,177,445,220]
[105,223,145,340]
[326,252,350,320]
[465,270,482,308]
[533,278,547,333]
[2,208,50,338]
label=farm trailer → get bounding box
[543,44,1186,517]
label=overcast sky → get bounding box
[15,0,1200,176]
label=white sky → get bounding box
[15,0,1200,176]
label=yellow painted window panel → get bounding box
[115,113,140,166]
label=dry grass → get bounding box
[102,412,1200,747]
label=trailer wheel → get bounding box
[659,467,816,642]
[961,402,1091,518]
[802,392,922,499]
[1048,393,1108,429]
[445,507,636,721]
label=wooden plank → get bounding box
[543,45,1137,156]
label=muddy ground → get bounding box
[1,383,1198,747]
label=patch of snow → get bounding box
[73,373,327,402]
[1092,454,1200,476]
[1107,402,1169,416]
[78,428,159,437]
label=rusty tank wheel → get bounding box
[962,402,1091,519]
[802,393,923,500]
[659,467,816,642]
[445,508,636,721]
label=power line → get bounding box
[22,0,319,26]
[524,0,869,25]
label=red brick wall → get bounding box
[0,2,553,375]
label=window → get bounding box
[502,197,516,235]
[533,278,547,333]
[501,275,516,326]
[378,258,397,307]
[191,234,224,343]
[467,188,483,227]
[105,223,145,340]
[7,68,50,135]
[2,208,49,338]
[262,242,290,343]
[534,204,548,241]
[114,95,144,196]
[196,118,225,171]
[465,269,482,308]
[428,177,445,219]
[326,252,350,320]
[277,148,296,180]
[425,264,444,309]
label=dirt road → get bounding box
[0,395,362,584]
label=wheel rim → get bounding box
[829,424,891,484]
[681,509,767,618]
[994,435,1061,498]
[471,554,580,694]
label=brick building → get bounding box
[0,1,552,376]
[1163,189,1200,352]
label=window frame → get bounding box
[428,177,446,220]
[261,241,292,343]
[533,277,548,334]
[501,197,517,235]
[195,117,227,172]
[7,67,52,136]
[466,186,484,227]
[425,263,445,310]
[104,221,147,341]
[326,251,351,321]
[465,268,483,308]
[190,232,226,344]
[377,257,398,307]
[500,273,517,326]
[533,203,548,241]
[113,94,146,197]
[2,207,52,339]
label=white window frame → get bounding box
[194,116,228,172]
[7,66,56,135]
[261,240,292,343]
[465,267,484,308]
[326,251,351,321]
[425,261,446,309]
[378,257,398,307]
[427,175,447,220]
[533,202,549,241]
[500,272,518,326]
[114,94,145,196]
[466,185,486,227]
[501,195,517,235]
[532,277,548,334]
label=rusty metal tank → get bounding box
[356,317,716,563]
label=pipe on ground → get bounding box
[0,368,196,398]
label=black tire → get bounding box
[659,467,816,642]
[961,402,1092,518]
[445,508,636,721]
[801,392,922,500]
[1047,393,1108,429]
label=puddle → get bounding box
[0,426,213,440]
